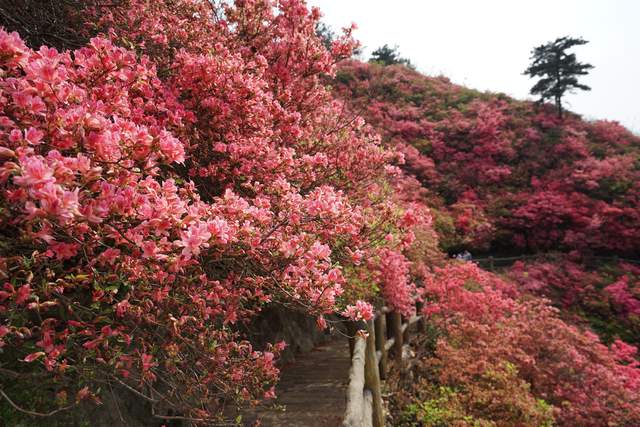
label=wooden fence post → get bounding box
[346,321,357,359]
[489,255,494,271]
[363,390,373,427]
[402,315,410,344]
[389,311,403,360]
[415,301,425,333]
[364,319,384,427]
[374,313,388,379]
[342,333,367,427]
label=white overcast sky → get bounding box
[308,0,640,133]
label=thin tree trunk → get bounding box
[556,95,563,119]
[554,51,563,119]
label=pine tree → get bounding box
[370,44,414,69]
[524,36,594,119]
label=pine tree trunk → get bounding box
[554,51,563,120]
[556,96,563,119]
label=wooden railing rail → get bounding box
[472,254,640,270]
[342,303,423,427]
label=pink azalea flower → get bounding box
[175,222,211,258]
[14,156,55,187]
[342,300,374,322]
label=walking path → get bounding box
[239,337,351,427]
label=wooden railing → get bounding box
[342,303,424,427]
[473,254,640,270]
[473,254,537,270]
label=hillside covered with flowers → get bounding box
[334,60,640,255]
[332,58,640,425]
[0,1,639,426]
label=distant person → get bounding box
[455,250,472,261]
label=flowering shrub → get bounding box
[372,248,416,315]
[0,1,431,422]
[0,29,285,422]
[606,275,640,317]
[509,257,640,345]
[388,262,640,426]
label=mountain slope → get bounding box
[333,60,640,256]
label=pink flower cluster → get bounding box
[375,248,416,315]
[342,300,374,321]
